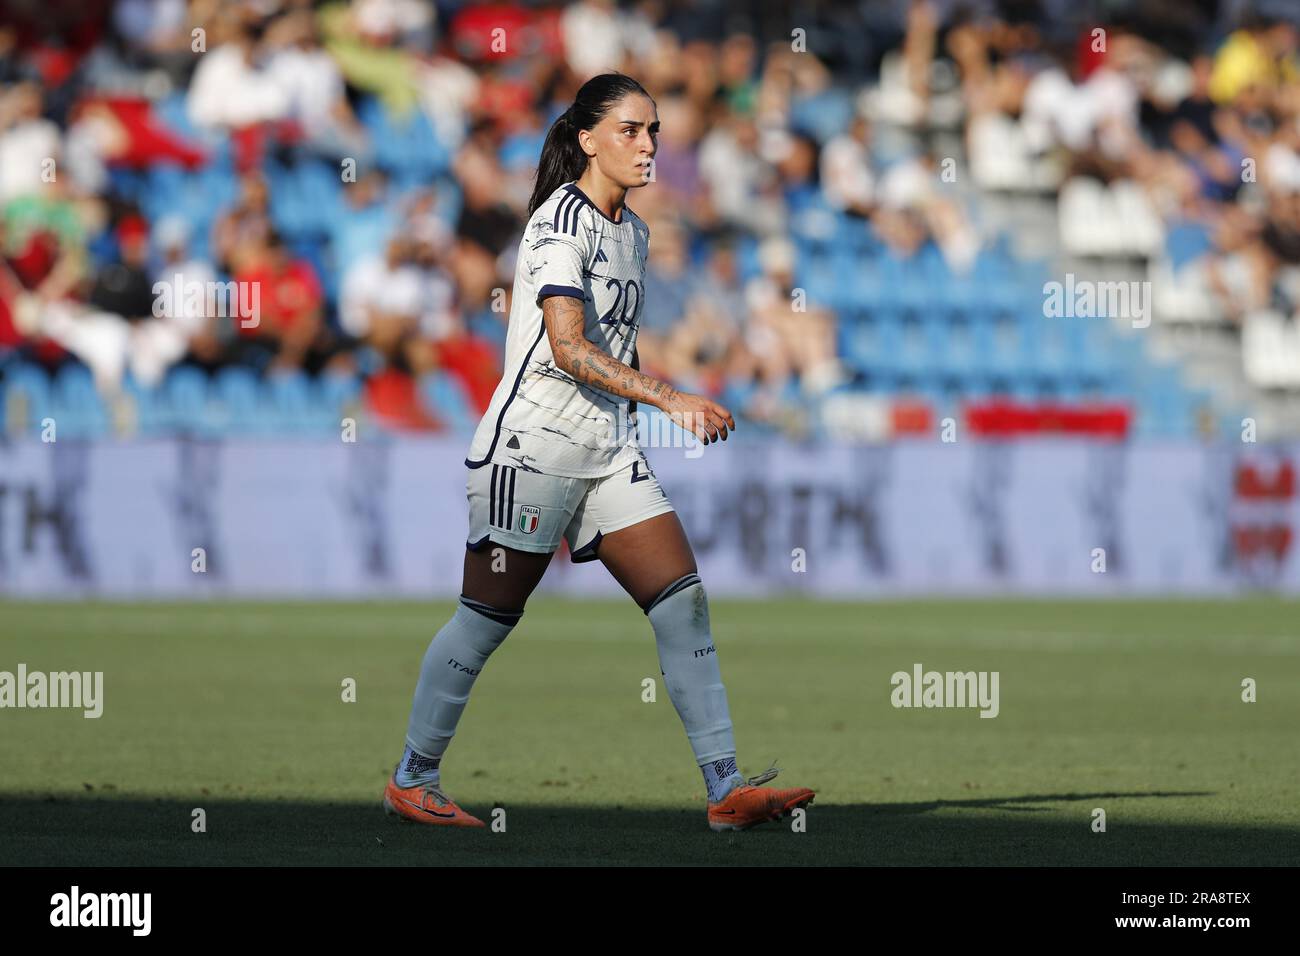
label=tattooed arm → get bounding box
[629,346,639,417]
[542,295,735,443]
[543,295,670,406]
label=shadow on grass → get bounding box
[870,791,1217,815]
[3,790,1297,866]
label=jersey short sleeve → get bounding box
[530,212,590,306]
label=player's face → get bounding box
[586,94,659,189]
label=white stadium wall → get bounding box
[0,437,1296,598]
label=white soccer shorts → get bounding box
[465,452,675,562]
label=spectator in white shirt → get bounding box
[0,83,61,203]
[187,21,289,132]
[264,11,368,161]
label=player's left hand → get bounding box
[660,391,736,445]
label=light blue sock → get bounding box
[395,599,520,787]
[645,574,743,800]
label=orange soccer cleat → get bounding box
[706,765,815,832]
[383,775,486,828]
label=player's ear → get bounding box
[578,127,597,158]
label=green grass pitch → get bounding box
[2,598,1298,866]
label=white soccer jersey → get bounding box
[465,181,650,478]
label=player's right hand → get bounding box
[659,390,736,445]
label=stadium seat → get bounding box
[2,362,52,433]
[51,364,109,438]
[358,97,450,180]
[121,373,163,436]
[154,91,199,139]
[968,111,1063,192]
[266,371,315,434]
[420,373,476,433]
[789,88,854,143]
[798,255,840,311]
[933,316,978,381]
[316,373,363,431]
[1243,311,1300,387]
[213,367,261,435]
[163,366,212,435]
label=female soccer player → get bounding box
[383,73,815,831]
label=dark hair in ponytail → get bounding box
[528,73,654,215]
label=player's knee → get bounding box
[642,571,705,617]
[457,595,524,636]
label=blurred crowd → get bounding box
[932,0,1300,330]
[0,0,1297,435]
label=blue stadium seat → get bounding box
[51,364,109,438]
[1032,318,1071,381]
[846,261,882,310]
[841,310,906,376]
[969,314,1001,377]
[789,89,854,143]
[196,161,238,206]
[163,366,212,434]
[880,249,936,312]
[1060,313,1116,385]
[971,248,1024,313]
[121,373,163,435]
[838,214,879,257]
[284,159,345,237]
[213,366,261,435]
[421,373,476,432]
[500,130,546,171]
[143,165,187,220]
[840,322,874,374]
[892,315,930,379]
[1131,362,1196,437]
[798,255,840,311]
[358,97,450,179]
[1164,220,1213,271]
[932,315,978,381]
[154,91,199,138]
[106,167,148,203]
[3,362,52,432]
[266,370,314,434]
[316,373,362,430]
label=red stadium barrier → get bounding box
[963,401,1132,438]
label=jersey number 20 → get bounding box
[599,278,641,331]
